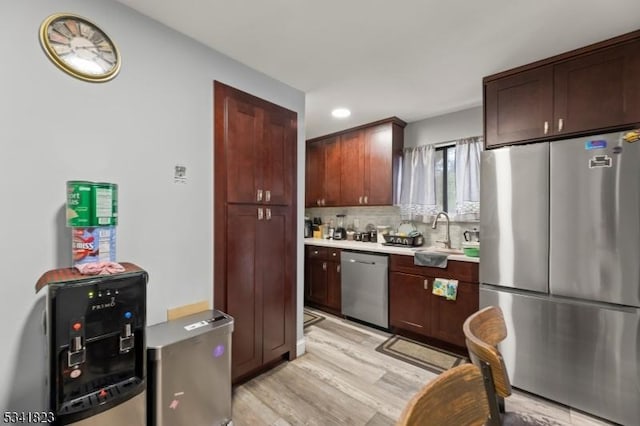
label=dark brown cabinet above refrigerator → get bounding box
[305,117,405,207]
[484,30,640,149]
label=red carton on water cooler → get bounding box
[72,227,116,266]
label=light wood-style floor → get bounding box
[231,309,615,426]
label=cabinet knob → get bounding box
[364,195,368,204]
[337,264,341,273]
[257,189,263,202]
[424,279,429,290]
[322,262,327,271]
[265,190,271,203]
[313,250,319,255]
[317,199,321,206]
[266,208,272,220]
[257,208,264,220]
[558,118,564,132]
[359,196,363,204]
[321,199,326,206]
[543,121,549,135]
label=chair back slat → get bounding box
[396,363,490,426]
[463,306,512,397]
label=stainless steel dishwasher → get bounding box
[341,251,389,328]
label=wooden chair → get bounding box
[464,306,563,426]
[396,363,490,426]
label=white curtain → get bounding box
[455,137,483,217]
[398,145,438,218]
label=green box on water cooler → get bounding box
[66,181,118,227]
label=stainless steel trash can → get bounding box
[146,310,234,426]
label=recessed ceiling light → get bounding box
[331,108,351,118]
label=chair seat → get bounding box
[502,411,566,426]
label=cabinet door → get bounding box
[307,258,328,305]
[226,205,263,379]
[305,141,325,207]
[484,66,553,148]
[260,206,294,363]
[223,95,263,203]
[363,123,393,205]
[339,130,365,205]
[326,258,341,312]
[554,39,640,135]
[323,137,342,206]
[389,272,429,335]
[263,107,296,206]
[428,280,479,348]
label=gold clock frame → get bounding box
[39,13,121,83]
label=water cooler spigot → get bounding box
[68,335,85,367]
[119,322,135,353]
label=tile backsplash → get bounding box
[305,206,479,248]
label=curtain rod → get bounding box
[405,135,483,150]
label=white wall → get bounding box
[404,106,482,147]
[0,0,305,411]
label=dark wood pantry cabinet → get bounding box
[214,81,297,382]
[305,117,405,207]
[389,255,478,349]
[484,30,640,149]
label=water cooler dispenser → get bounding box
[38,264,148,425]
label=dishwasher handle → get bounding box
[348,258,376,265]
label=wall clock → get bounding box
[39,13,121,82]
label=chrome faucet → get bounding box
[431,212,451,249]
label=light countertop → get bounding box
[303,238,479,263]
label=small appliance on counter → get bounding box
[463,228,480,242]
[333,214,346,240]
[304,217,313,238]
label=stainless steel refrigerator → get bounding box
[480,131,640,426]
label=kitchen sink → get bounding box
[414,246,464,255]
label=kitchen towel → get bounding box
[414,252,448,268]
[432,278,458,301]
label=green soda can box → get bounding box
[66,181,93,227]
[93,182,118,226]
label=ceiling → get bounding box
[116,0,640,139]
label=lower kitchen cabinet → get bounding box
[389,255,479,348]
[304,245,341,314]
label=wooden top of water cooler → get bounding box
[35,262,145,293]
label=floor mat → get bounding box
[375,335,467,374]
[303,310,326,328]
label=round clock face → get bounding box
[39,13,121,82]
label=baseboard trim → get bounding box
[296,337,306,357]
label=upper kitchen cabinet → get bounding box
[221,85,296,205]
[484,30,640,149]
[339,129,365,206]
[305,136,341,207]
[553,38,640,136]
[484,66,553,147]
[306,117,405,207]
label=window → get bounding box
[435,145,456,214]
[398,137,481,220]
